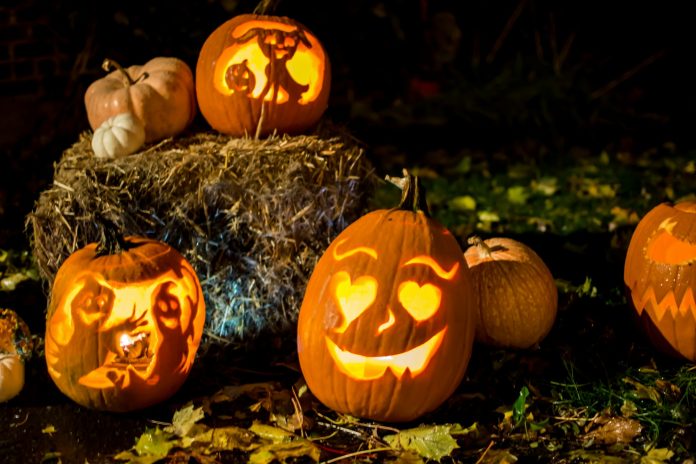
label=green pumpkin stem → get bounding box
[102,58,149,86]
[467,235,493,258]
[254,0,278,14]
[95,214,131,256]
[387,171,431,217]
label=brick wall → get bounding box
[0,1,71,97]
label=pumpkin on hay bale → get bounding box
[27,129,376,349]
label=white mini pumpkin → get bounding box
[91,112,146,159]
[0,353,24,403]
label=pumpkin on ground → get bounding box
[196,14,331,137]
[0,308,33,402]
[464,237,558,349]
[85,57,196,143]
[44,235,205,412]
[297,174,475,422]
[624,200,696,361]
[91,112,145,159]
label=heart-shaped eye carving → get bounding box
[332,271,377,333]
[398,281,441,321]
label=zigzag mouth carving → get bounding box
[633,287,696,320]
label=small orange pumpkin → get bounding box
[44,235,205,411]
[297,175,475,422]
[85,57,196,143]
[196,14,331,137]
[624,200,696,361]
[464,237,558,349]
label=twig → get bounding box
[486,0,529,64]
[475,440,495,464]
[319,447,393,464]
[591,50,666,100]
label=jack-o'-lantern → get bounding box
[464,236,558,349]
[45,235,206,411]
[297,174,475,422]
[196,14,331,137]
[624,200,696,361]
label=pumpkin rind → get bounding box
[464,237,558,349]
[297,177,475,422]
[85,57,196,143]
[624,200,696,361]
[196,14,331,137]
[44,236,206,412]
[91,112,146,158]
[0,353,24,403]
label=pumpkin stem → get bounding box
[102,58,149,86]
[386,170,431,216]
[95,214,131,256]
[467,235,493,257]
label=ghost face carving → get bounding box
[624,201,696,361]
[297,207,475,423]
[45,237,205,412]
[196,14,331,137]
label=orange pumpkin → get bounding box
[85,57,196,143]
[624,200,696,361]
[297,175,475,422]
[196,14,331,137]
[44,236,205,411]
[464,237,558,349]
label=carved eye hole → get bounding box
[74,279,114,326]
[332,271,377,334]
[153,282,182,329]
[398,281,441,322]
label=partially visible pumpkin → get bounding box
[85,57,196,143]
[196,14,331,137]
[0,353,24,403]
[297,174,475,422]
[44,235,206,412]
[624,200,696,361]
[91,112,145,159]
[0,308,33,402]
[464,236,558,349]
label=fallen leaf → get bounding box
[641,446,675,464]
[41,425,56,436]
[165,403,205,437]
[384,424,461,462]
[249,422,294,443]
[583,417,642,445]
[248,439,320,464]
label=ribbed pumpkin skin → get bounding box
[297,209,475,423]
[85,57,196,143]
[45,236,205,412]
[624,201,696,361]
[196,14,331,137]
[464,237,557,349]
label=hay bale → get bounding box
[27,129,376,348]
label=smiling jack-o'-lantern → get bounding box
[624,200,696,361]
[297,175,475,422]
[45,236,205,411]
[196,14,331,137]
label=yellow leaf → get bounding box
[448,195,477,211]
[41,425,56,435]
[248,439,320,464]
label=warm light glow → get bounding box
[332,239,378,261]
[332,271,377,333]
[398,281,442,321]
[646,222,696,265]
[213,20,325,104]
[325,328,446,380]
[403,256,459,280]
[633,287,696,320]
[377,309,395,334]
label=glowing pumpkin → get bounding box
[297,175,475,422]
[624,200,696,361]
[464,236,558,349]
[196,14,331,137]
[45,236,205,411]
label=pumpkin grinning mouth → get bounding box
[325,328,446,381]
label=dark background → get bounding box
[0,0,693,248]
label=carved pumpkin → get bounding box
[196,14,331,137]
[45,236,206,411]
[624,200,696,361]
[85,57,196,143]
[91,112,146,159]
[297,175,475,422]
[464,237,558,349]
